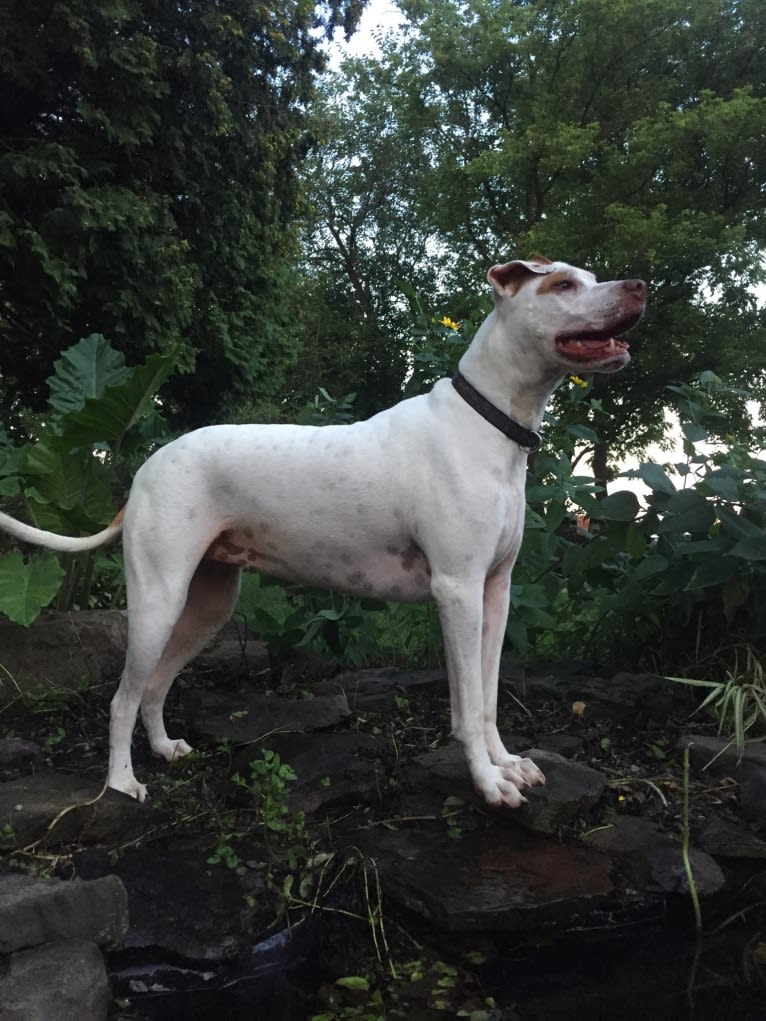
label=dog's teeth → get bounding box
[607,338,616,351]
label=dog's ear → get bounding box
[488,259,554,298]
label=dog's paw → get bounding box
[152,737,193,763]
[474,765,529,809]
[109,776,148,802]
[502,755,546,789]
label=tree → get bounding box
[290,66,449,418]
[0,0,363,430]
[312,0,766,469]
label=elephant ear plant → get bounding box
[0,334,176,624]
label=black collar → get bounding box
[451,371,542,453]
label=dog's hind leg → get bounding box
[108,543,240,801]
[139,560,241,763]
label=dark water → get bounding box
[113,916,766,1021]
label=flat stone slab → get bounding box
[582,815,725,896]
[190,689,350,743]
[360,827,612,931]
[416,742,605,834]
[680,735,766,827]
[0,610,127,705]
[0,872,128,954]
[679,734,766,774]
[109,842,254,960]
[316,667,447,712]
[237,730,388,814]
[502,665,680,724]
[695,813,766,860]
[0,772,157,848]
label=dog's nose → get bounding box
[624,279,647,298]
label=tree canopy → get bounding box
[302,0,766,459]
[0,0,363,430]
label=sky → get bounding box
[329,0,403,64]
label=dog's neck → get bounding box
[457,311,564,432]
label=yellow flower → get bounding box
[439,316,461,331]
[570,375,589,388]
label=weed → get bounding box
[667,646,766,758]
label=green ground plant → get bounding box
[668,646,766,758]
[0,335,175,623]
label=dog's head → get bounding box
[487,258,646,374]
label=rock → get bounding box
[0,610,127,706]
[581,814,725,897]
[695,814,766,859]
[193,636,270,677]
[0,738,41,776]
[316,667,447,712]
[515,749,606,835]
[0,872,128,954]
[680,735,766,828]
[189,689,351,744]
[414,744,605,834]
[645,845,725,897]
[359,827,612,931]
[502,665,681,724]
[0,772,158,849]
[740,767,766,828]
[536,733,585,758]
[679,734,766,775]
[107,840,259,961]
[582,814,671,858]
[415,741,476,800]
[236,731,388,814]
[0,938,110,1021]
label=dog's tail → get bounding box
[0,507,125,553]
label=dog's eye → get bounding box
[556,279,574,290]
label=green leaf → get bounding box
[335,976,370,992]
[730,535,766,562]
[59,352,177,454]
[681,422,709,444]
[632,554,670,580]
[0,551,65,625]
[657,502,716,535]
[685,556,741,590]
[716,508,764,541]
[22,441,113,528]
[47,335,130,416]
[634,463,677,495]
[596,490,640,521]
[565,423,600,443]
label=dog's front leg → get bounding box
[433,572,531,808]
[481,558,545,791]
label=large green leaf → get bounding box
[657,501,716,535]
[23,441,113,523]
[684,556,741,591]
[0,551,65,626]
[47,334,130,416]
[596,490,640,521]
[633,463,677,495]
[730,535,766,562]
[58,352,177,453]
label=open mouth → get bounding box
[555,312,642,365]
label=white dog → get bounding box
[0,258,645,807]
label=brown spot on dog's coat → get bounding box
[401,541,424,571]
[536,270,576,295]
